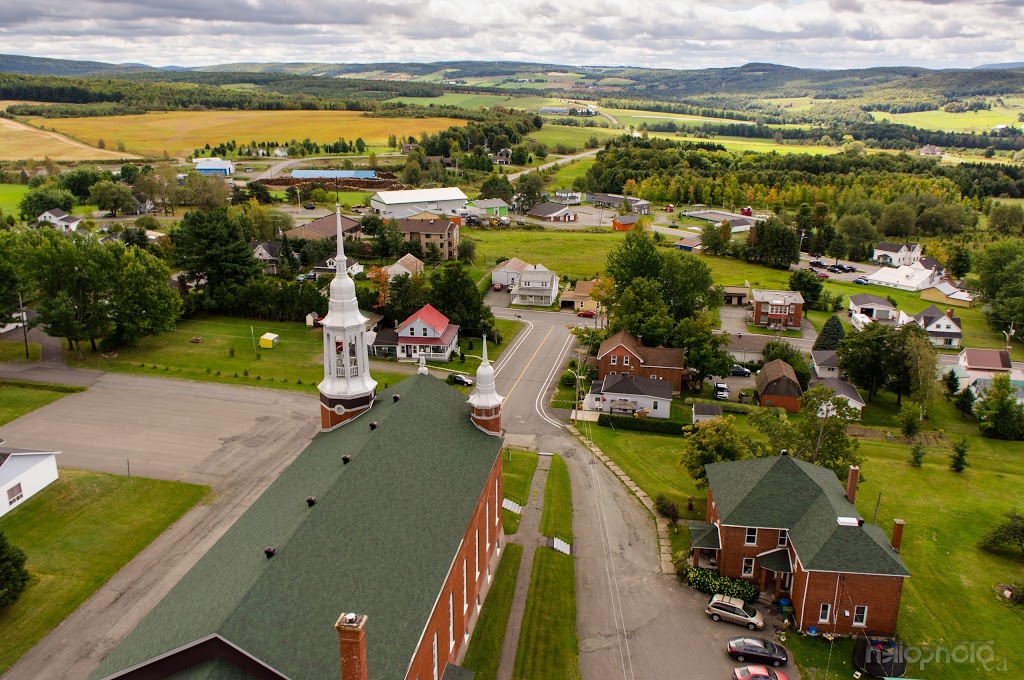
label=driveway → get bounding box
[719,305,750,333]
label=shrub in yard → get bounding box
[229,346,235,358]
[560,371,577,388]
[655,494,680,522]
[685,567,759,603]
[909,442,926,467]
[243,369,249,377]
[898,402,922,438]
[597,413,684,434]
[675,561,690,583]
[950,436,970,472]
[0,531,30,608]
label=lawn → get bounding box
[502,449,539,535]
[61,315,408,393]
[529,125,618,150]
[465,227,621,279]
[461,543,523,680]
[0,379,85,426]
[26,110,464,158]
[512,548,582,680]
[0,339,40,362]
[0,183,28,215]
[386,93,571,111]
[0,117,134,161]
[539,454,573,541]
[0,469,208,672]
[544,157,596,190]
[869,105,1022,133]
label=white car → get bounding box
[714,382,730,400]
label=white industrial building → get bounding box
[369,187,468,219]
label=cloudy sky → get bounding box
[0,0,1020,70]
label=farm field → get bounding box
[670,133,841,155]
[530,124,618,149]
[387,93,570,111]
[606,106,758,129]
[0,184,28,215]
[0,117,135,161]
[869,105,1022,132]
[25,110,464,158]
[465,226,621,278]
[544,157,596,189]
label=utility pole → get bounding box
[18,292,28,359]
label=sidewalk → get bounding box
[495,452,551,680]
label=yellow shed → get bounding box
[259,332,279,349]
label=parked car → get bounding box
[295,273,314,282]
[853,277,870,285]
[714,383,730,400]
[727,637,789,667]
[733,665,790,680]
[827,265,844,273]
[302,202,316,209]
[493,283,503,291]
[815,271,830,280]
[729,365,752,377]
[578,310,597,318]
[842,264,858,273]
[451,374,474,387]
[465,214,482,226]
[706,594,764,630]
[809,260,826,268]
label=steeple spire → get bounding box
[468,334,504,435]
[335,201,346,261]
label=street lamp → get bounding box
[566,367,584,425]
[1003,321,1015,351]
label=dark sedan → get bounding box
[727,637,789,667]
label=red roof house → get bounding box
[396,304,461,362]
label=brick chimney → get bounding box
[891,519,905,553]
[845,465,859,504]
[335,613,368,680]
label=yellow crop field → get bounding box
[0,117,136,161]
[25,110,464,158]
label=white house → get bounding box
[692,403,723,424]
[313,256,363,277]
[194,158,235,176]
[969,377,1024,406]
[491,257,531,288]
[812,378,864,417]
[583,374,673,419]
[553,190,582,205]
[396,304,460,362]
[866,264,943,292]
[384,253,425,281]
[511,264,559,306]
[369,187,468,219]
[526,202,577,222]
[37,209,83,233]
[848,294,897,322]
[0,444,60,518]
[896,305,963,348]
[810,350,841,379]
[873,242,921,267]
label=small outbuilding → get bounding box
[259,332,279,349]
[755,359,803,413]
[692,403,723,424]
[1,444,60,518]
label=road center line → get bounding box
[502,324,555,402]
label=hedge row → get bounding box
[596,413,684,435]
[684,397,787,418]
[678,566,759,603]
[0,379,86,394]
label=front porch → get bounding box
[757,548,793,601]
[687,522,720,569]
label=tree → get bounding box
[975,372,1024,439]
[988,203,1024,235]
[700,221,726,255]
[902,325,938,414]
[909,442,925,467]
[385,272,429,323]
[0,231,24,328]
[943,369,960,397]
[107,242,182,347]
[429,263,494,336]
[457,236,477,264]
[973,239,1024,301]
[510,146,529,165]
[0,532,30,608]
[980,510,1024,557]
[671,312,732,387]
[793,385,861,476]
[120,164,140,185]
[949,436,970,472]
[659,250,720,320]
[681,416,749,488]
[609,277,675,347]
[606,227,662,298]
[827,232,848,264]
[762,340,811,389]
[182,173,229,210]
[897,402,922,438]
[277,234,296,279]
[812,315,846,351]
[89,180,137,217]
[120,227,149,249]
[513,173,544,212]
[19,183,75,219]
[748,218,800,268]
[171,208,262,303]
[877,202,916,238]
[374,219,404,259]
[478,174,515,203]
[368,266,390,310]
[946,244,972,279]
[424,243,443,266]
[838,322,891,401]
[836,214,877,251]
[59,167,106,199]
[359,213,384,236]
[788,269,823,306]
[954,387,976,417]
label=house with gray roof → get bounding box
[690,455,909,636]
[810,350,840,379]
[896,304,962,348]
[584,373,673,419]
[811,377,865,416]
[692,403,723,423]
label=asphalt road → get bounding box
[490,306,747,680]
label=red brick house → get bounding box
[690,456,909,636]
[596,330,688,393]
[750,289,804,330]
[755,359,803,413]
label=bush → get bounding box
[909,442,926,467]
[560,370,577,388]
[596,413,684,434]
[898,402,922,438]
[0,532,30,608]
[655,494,680,522]
[685,567,759,603]
[684,397,786,418]
[950,436,970,472]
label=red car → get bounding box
[815,271,830,280]
[493,283,503,291]
[577,310,597,318]
[734,665,790,680]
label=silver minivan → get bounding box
[705,594,765,630]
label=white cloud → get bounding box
[0,0,1019,69]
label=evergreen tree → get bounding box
[954,387,976,417]
[606,227,662,298]
[278,234,296,279]
[0,532,30,608]
[943,369,961,397]
[812,315,846,351]
[172,208,262,302]
[950,436,970,472]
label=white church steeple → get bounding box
[318,202,377,431]
[467,335,504,435]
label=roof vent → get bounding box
[837,517,860,527]
[342,612,358,624]
[342,455,351,465]
[264,546,277,559]
[857,518,865,527]
[369,421,378,431]
[393,394,401,403]
[306,496,317,507]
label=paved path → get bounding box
[496,453,550,680]
[506,147,601,181]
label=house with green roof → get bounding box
[91,362,508,679]
[689,455,909,636]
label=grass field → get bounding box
[502,449,539,535]
[0,184,28,215]
[0,380,83,426]
[513,548,582,680]
[0,339,40,362]
[544,157,596,190]
[539,454,573,541]
[465,227,621,279]
[609,106,758,130]
[461,543,523,680]
[870,106,1022,133]
[530,125,618,150]
[386,93,571,111]
[26,110,464,158]
[61,316,408,392]
[0,469,208,673]
[0,117,134,161]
